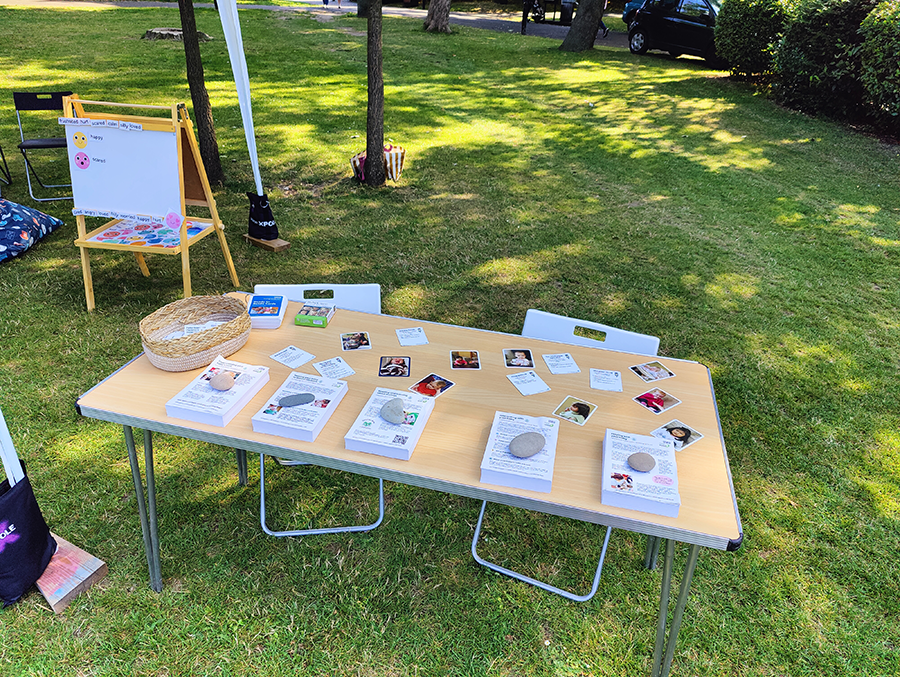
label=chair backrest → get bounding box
[522,309,659,356]
[14,91,72,142]
[254,283,381,314]
[13,91,72,113]
[0,407,25,486]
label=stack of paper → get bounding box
[344,388,435,460]
[480,411,560,493]
[165,356,269,427]
[601,429,680,517]
[251,372,348,442]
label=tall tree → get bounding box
[423,0,452,33]
[177,0,225,185]
[560,0,604,52]
[365,0,386,186]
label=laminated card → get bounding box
[251,372,348,443]
[165,356,269,427]
[344,388,435,460]
[480,411,560,493]
[601,429,681,517]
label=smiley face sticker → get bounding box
[73,152,90,170]
[72,131,87,148]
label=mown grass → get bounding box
[1,4,899,676]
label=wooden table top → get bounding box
[77,303,742,550]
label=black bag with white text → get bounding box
[0,464,56,607]
[247,192,279,241]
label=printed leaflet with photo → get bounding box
[601,429,680,517]
[165,356,269,427]
[344,388,435,460]
[251,372,349,442]
[480,411,560,493]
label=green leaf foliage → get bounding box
[858,0,900,131]
[773,0,880,119]
[716,0,789,78]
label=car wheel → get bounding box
[629,28,649,54]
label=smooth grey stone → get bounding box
[209,372,235,391]
[380,397,406,424]
[279,393,315,407]
[628,452,656,472]
[509,432,545,458]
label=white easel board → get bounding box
[62,118,181,218]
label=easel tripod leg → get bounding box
[215,225,240,287]
[79,246,95,312]
[181,245,192,298]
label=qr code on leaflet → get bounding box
[392,435,408,445]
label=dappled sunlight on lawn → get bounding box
[854,431,900,518]
[704,273,758,310]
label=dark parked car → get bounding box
[622,0,646,26]
[628,0,722,62]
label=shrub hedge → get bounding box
[716,0,789,78]
[772,0,879,119]
[858,0,900,131]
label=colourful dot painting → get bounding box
[87,219,208,248]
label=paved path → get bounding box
[0,0,628,49]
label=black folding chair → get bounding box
[14,91,73,202]
[0,144,10,187]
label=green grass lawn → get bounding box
[1,4,899,676]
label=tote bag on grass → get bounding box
[0,409,56,607]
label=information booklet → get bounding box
[480,412,560,493]
[247,294,287,329]
[250,372,349,442]
[343,388,435,460]
[601,429,681,517]
[165,356,270,427]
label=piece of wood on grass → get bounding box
[36,533,108,613]
[243,233,291,252]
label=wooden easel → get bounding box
[63,96,240,311]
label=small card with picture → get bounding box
[650,419,703,450]
[629,360,675,383]
[633,388,681,415]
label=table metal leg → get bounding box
[123,425,162,592]
[650,540,701,677]
[142,429,162,592]
[644,535,662,570]
[235,448,248,487]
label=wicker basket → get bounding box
[140,295,251,372]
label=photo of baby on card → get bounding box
[503,349,534,368]
[630,360,675,383]
[650,419,703,450]
[379,356,410,377]
[450,350,480,369]
[633,388,681,415]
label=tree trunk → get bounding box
[365,0,386,187]
[177,0,225,186]
[423,0,452,33]
[560,0,604,52]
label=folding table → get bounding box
[76,303,742,677]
